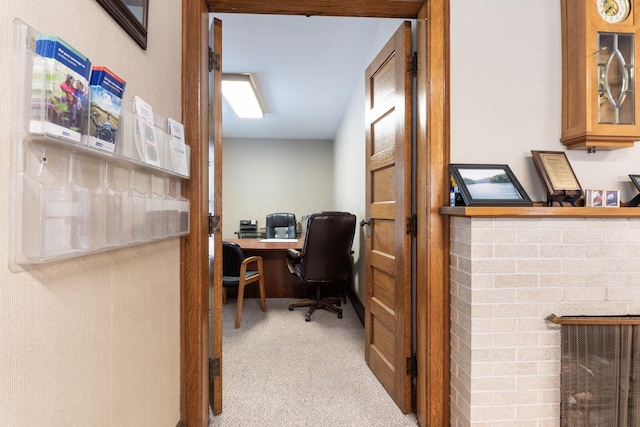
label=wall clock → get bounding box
[597,0,631,23]
[561,0,640,151]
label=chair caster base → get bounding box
[338,312,343,319]
[305,316,311,322]
[288,305,294,311]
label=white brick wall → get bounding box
[449,216,640,426]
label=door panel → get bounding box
[364,21,413,414]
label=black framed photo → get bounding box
[96,0,148,50]
[627,175,640,207]
[449,164,533,207]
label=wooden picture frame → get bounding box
[449,163,533,207]
[96,0,148,50]
[531,150,582,196]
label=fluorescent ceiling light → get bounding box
[221,73,264,118]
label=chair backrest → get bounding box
[298,212,356,283]
[265,213,297,239]
[222,241,245,277]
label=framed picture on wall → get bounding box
[96,0,148,50]
[449,164,533,207]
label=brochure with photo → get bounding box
[87,66,126,153]
[31,35,91,143]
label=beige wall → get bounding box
[451,0,640,203]
[221,137,334,239]
[1,1,183,425]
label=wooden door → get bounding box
[208,17,223,416]
[363,21,413,413]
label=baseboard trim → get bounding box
[347,286,365,327]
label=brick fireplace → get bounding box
[447,214,640,427]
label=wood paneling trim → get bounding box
[206,0,425,18]
[415,1,450,426]
[441,206,640,218]
[181,0,210,426]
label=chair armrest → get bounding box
[286,248,302,259]
[240,256,263,276]
[286,249,302,275]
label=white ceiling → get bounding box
[210,13,388,140]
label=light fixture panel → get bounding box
[221,74,264,118]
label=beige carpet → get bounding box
[209,298,418,427]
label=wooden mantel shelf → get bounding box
[440,206,640,218]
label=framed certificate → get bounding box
[531,151,582,196]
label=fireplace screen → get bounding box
[557,317,640,427]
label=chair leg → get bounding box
[235,280,245,329]
[289,284,343,321]
[222,288,228,305]
[258,276,266,312]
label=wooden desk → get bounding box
[224,237,311,298]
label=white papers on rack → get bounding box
[167,118,189,176]
[260,238,298,243]
[133,96,160,167]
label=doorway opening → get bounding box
[209,11,413,416]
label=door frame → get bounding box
[180,1,450,426]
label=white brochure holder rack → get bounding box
[9,20,191,271]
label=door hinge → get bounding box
[412,51,418,76]
[209,213,220,236]
[406,354,417,378]
[406,214,417,237]
[209,48,221,72]
[209,357,221,377]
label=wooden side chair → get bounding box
[222,241,266,328]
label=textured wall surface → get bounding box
[1,1,183,425]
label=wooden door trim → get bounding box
[415,1,450,426]
[205,0,425,18]
[181,1,450,426]
[181,1,211,426]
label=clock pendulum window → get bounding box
[597,0,634,125]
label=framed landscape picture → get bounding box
[449,163,533,207]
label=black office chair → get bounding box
[286,211,356,321]
[265,213,297,239]
[222,241,266,328]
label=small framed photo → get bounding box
[630,174,640,192]
[585,189,620,207]
[605,190,620,207]
[449,164,533,207]
[586,190,604,207]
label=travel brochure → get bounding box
[31,35,92,142]
[88,66,126,153]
